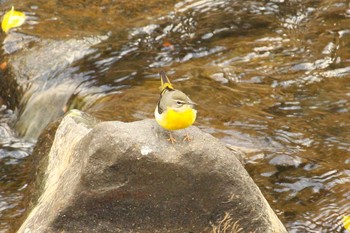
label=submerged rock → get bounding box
[18,110,287,233]
[1,33,108,140]
[269,154,303,168]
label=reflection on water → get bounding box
[0,0,350,232]
[0,106,34,232]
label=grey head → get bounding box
[157,89,196,114]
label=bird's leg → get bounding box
[183,130,192,142]
[167,131,177,144]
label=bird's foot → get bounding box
[183,132,192,142]
[167,133,177,144]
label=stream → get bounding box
[0,0,350,232]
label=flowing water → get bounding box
[0,0,350,232]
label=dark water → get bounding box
[1,0,350,232]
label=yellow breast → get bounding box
[156,107,197,131]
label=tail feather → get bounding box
[159,70,173,91]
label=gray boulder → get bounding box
[18,110,287,233]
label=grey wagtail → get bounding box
[154,71,197,143]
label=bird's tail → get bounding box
[159,70,173,91]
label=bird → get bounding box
[154,71,197,144]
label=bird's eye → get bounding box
[176,101,183,105]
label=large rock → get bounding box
[18,110,287,233]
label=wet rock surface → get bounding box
[3,34,108,139]
[18,111,286,233]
